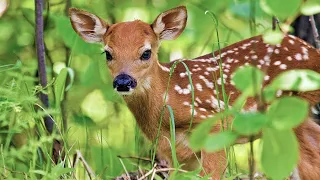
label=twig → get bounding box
[35,0,54,133]
[156,168,204,178]
[137,165,204,180]
[117,155,152,162]
[137,163,157,180]
[150,168,157,180]
[73,150,96,179]
[310,15,320,49]
[119,158,131,180]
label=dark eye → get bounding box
[140,50,151,60]
[105,51,112,61]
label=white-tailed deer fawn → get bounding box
[69,6,320,180]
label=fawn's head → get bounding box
[69,6,187,95]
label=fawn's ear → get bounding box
[69,8,108,43]
[151,6,187,40]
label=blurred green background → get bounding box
[0,0,281,179]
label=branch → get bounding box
[35,0,54,133]
[73,150,96,179]
[310,15,320,49]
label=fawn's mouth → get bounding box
[115,88,134,96]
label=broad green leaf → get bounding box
[232,66,263,96]
[72,114,96,127]
[189,111,233,151]
[261,128,298,179]
[270,70,320,92]
[260,0,302,20]
[204,131,238,152]
[301,0,320,15]
[233,113,268,135]
[230,1,265,19]
[189,117,216,151]
[54,68,68,104]
[262,86,276,103]
[262,30,284,45]
[267,97,308,130]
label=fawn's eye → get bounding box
[140,50,151,60]
[104,51,112,61]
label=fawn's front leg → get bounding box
[201,150,227,180]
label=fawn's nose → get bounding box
[113,74,137,93]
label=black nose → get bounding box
[113,74,137,92]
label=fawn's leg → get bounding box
[201,150,227,180]
[295,119,320,180]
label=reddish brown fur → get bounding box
[69,6,320,179]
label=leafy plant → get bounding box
[190,65,320,179]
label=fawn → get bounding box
[69,6,320,180]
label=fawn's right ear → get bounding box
[69,8,108,43]
[151,6,187,40]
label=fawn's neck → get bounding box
[123,62,170,140]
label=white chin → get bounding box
[115,89,134,96]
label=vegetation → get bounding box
[0,0,320,179]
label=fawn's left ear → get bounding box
[69,8,108,43]
[151,6,187,40]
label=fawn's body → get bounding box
[69,6,320,179]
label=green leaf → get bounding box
[189,117,216,151]
[270,70,320,92]
[189,111,233,151]
[232,66,263,96]
[261,128,299,179]
[233,113,268,135]
[65,68,75,91]
[54,68,68,104]
[230,1,265,19]
[51,163,74,177]
[167,105,179,168]
[204,131,238,152]
[301,0,320,15]
[262,86,276,103]
[72,114,96,127]
[267,97,308,130]
[262,30,285,45]
[260,0,302,20]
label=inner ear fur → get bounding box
[152,6,187,40]
[69,8,108,43]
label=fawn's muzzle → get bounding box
[113,74,137,94]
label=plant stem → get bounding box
[35,0,54,133]
[310,15,320,49]
[60,0,72,133]
[249,136,255,180]
[272,16,279,31]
